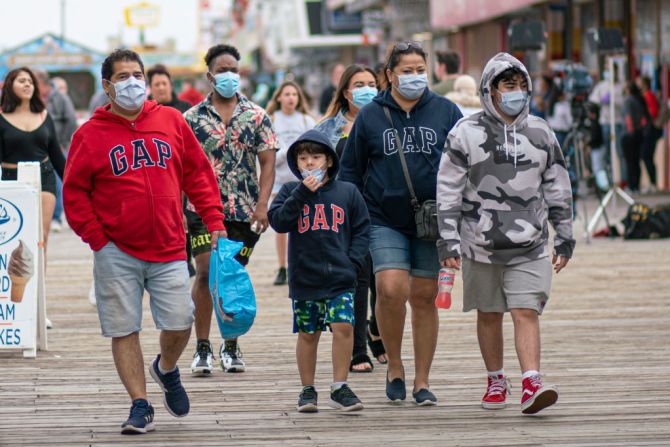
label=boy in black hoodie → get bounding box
[269,129,370,413]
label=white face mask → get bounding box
[300,166,326,183]
[110,77,146,110]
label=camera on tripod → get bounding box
[559,62,593,125]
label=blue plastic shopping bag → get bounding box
[209,239,256,339]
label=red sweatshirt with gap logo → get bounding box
[63,100,225,262]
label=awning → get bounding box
[431,0,544,30]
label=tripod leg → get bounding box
[587,188,615,234]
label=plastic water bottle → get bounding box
[435,268,455,309]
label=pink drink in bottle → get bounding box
[435,268,455,309]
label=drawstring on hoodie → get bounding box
[503,123,519,168]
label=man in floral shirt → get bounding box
[184,44,278,376]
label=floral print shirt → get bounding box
[184,93,278,222]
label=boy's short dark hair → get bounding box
[204,44,241,69]
[294,141,331,160]
[436,50,460,74]
[492,67,526,90]
[101,49,144,81]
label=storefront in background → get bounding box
[0,33,105,110]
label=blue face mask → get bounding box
[110,77,146,111]
[498,90,528,116]
[212,71,240,98]
[396,73,428,100]
[301,166,326,183]
[351,86,378,108]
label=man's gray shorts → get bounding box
[93,242,194,337]
[462,257,552,315]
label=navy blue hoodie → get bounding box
[338,88,462,235]
[268,129,370,301]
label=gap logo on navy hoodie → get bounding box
[268,129,370,301]
[338,88,462,236]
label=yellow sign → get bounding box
[124,2,160,28]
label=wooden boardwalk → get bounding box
[1,199,670,446]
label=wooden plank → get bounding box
[1,199,670,446]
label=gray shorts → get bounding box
[462,257,552,315]
[93,242,194,337]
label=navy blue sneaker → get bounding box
[412,388,437,406]
[149,354,190,417]
[121,399,155,434]
[386,374,406,402]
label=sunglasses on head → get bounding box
[393,41,422,52]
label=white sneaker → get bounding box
[51,221,62,233]
[220,342,245,373]
[190,342,214,376]
[88,282,96,306]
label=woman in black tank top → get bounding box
[0,67,67,263]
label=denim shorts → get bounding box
[292,291,355,334]
[368,224,440,279]
[93,242,194,337]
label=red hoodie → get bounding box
[63,101,225,262]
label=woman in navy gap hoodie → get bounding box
[268,129,370,412]
[339,42,462,405]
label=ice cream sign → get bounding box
[0,180,43,357]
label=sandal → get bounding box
[367,322,387,364]
[350,354,374,373]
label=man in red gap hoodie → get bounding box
[63,49,226,435]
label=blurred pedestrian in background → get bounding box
[1,67,66,265]
[319,63,345,115]
[35,70,77,233]
[621,81,651,193]
[179,79,205,106]
[433,50,461,96]
[446,74,481,116]
[637,76,660,193]
[147,64,192,113]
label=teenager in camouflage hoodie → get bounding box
[436,53,575,415]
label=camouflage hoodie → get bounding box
[436,53,575,265]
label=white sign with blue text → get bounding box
[0,184,40,354]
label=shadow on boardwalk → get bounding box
[1,195,670,446]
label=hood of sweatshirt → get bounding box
[287,129,339,181]
[480,53,533,167]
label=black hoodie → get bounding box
[339,88,462,236]
[268,129,370,301]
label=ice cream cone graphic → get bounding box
[8,240,34,303]
[10,274,30,302]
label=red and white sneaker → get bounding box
[521,374,558,414]
[482,374,511,409]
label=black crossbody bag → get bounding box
[383,106,439,240]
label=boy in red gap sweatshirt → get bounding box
[63,49,226,435]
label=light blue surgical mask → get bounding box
[110,77,146,111]
[498,90,528,116]
[211,71,240,98]
[396,73,428,100]
[351,86,378,108]
[301,166,326,183]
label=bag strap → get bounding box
[383,106,420,210]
